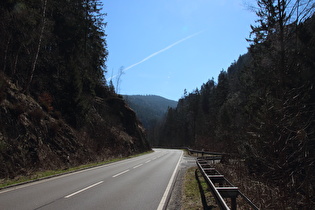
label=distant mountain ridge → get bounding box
[123,95,177,130]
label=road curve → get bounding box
[0,149,183,210]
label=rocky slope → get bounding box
[0,76,150,179]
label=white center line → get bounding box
[112,169,130,178]
[133,164,143,169]
[65,181,103,198]
[145,160,151,163]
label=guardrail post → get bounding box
[196,155,259,210]
[195,169,209,210]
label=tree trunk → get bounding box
[24,0,48,93]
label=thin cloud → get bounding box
[109,31,203,80]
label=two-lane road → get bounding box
[0,149,183,210]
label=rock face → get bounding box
[0,78,150,179]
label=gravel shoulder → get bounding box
[167,154,196,210]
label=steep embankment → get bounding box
[0,77,150,179]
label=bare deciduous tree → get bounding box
[115,66,125,94]
[24,0,48,93]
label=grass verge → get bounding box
[182,166,220,210]
[182,167,203,210]
[0,150,153,189]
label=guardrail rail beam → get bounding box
[196,156,259,210]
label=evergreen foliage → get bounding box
[0,0,151,179]
[124,95,177,129]
[0,0,108,128]
[123,95,177,145]
[154,1,315,207]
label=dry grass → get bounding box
[215,160,304,209]
[182,167,221,210]
[182,167,203,210]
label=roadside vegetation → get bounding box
[215,160,311,209]
[182,166,221,210]
[154,1,315,208]
[182,157,313,209]
[181,167,203,210]
[0,0,151,180]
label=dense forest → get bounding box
[124,95,177,145]
[0,0,107,127]
[154,0,315,207]
[0,0,150,178]
[1,0,314,207]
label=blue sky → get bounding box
[102,0,257,101]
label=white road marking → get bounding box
[145,160,151,163]
[0,152,155,194]
[133,164,143,169]
[65,181,103,198]
[157,151,183,210]
[112,170,130,178]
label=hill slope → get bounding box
[0,76,150,179]
[0,1,151,179]
[123,95,177,130]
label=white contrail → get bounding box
[108,31,203,80]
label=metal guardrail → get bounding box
[196,157,259,210]
[186,148,225,156]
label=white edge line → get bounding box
[112,169,130,178]
[65,181,103,198]
[156,151,183,210]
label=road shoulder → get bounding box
[166,155,196,210]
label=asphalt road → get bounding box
[0,149,183,210]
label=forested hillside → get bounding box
[154,1,315,208]
[0,0,150,179]
[124,95,177,145]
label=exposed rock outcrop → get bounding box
[0,77,150,179]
